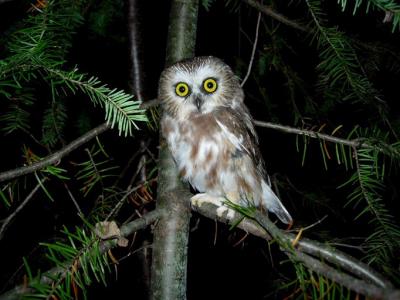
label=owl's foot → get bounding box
[216,205,236,219]
[191,193,223,208]
[191,193,236,219]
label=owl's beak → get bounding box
[194,96,204,111]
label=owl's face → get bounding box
[158,56,244,119]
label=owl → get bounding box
[159,56,292,224]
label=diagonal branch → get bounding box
[242,0,309,32]
[0,122,110,183]
[192,202,398,299]
[0,181,43,240]
[1,199,397,299]
[0,207,164,300]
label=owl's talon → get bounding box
[191,193,223,208]
[216,205,236,219]
[216,205,227,217]
[191,193,237,218]
[227,208,236,219]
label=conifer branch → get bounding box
[44,67,147,136]
[338,0,400,32]
[0,208,163,300]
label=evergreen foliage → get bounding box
[306,0,386,116]
[24,225,111,300]
[41,99,67,147]
[338,0,400,32]
[0,1,149,298]
[0,0,146,138]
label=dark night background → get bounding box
[1,0,400,299]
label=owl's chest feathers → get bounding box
[162,113,235,193]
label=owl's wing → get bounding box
[215,105,265,177]
[214,106,292,224]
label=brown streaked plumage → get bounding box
[158,56,292,224]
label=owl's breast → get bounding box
[161,113,231,195]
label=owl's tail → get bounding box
[261,180,293,224]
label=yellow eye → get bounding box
[203,78,218,93]
[175,82,190,97]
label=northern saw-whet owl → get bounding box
[159,56,292,224]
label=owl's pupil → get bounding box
[179,86,186,93]
[207,82,213,88]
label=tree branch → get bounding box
[0,122,110,183]
[240,11,261,87]
[254,120,400,157]
[2,198,397,299]
[0,208,164,300]
[191,202,398,299]
[0,0,15,5]
[0,181,43,240]
[254,120,360,147]
[127,0,145,102]
[139,98,161,109]
[242,0,309,32]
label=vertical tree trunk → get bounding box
[127,0,144,102]
[150,0,199,299]
[127,1,151,298]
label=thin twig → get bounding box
[139,98,160,109]
[0,181,43,240]
[105,182,150,221]
[0,0,15,4]
[299,214,328,231]
[241,12,261,87]
[254,120,399,157]
[0,123,110,183]
[63,183,83,216]
[128,0,145,102]
[114,139,150,187]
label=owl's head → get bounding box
[158,56,244,119]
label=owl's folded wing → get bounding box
[214,106,265,177]
[214,106,293,224]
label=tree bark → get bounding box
[150,1,199,300]
[127,0,144,102]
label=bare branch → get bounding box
[254,120,400,157]
[0,123,110,183]
[254,120,360,147]
[241,12,261,87]
[0,0,15,5]
[0,181,43,240]
[128,0,145,102]
[105,181,154,221]
[139,98,160,109]
[63,183,83,216]
[242,0,309,32]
